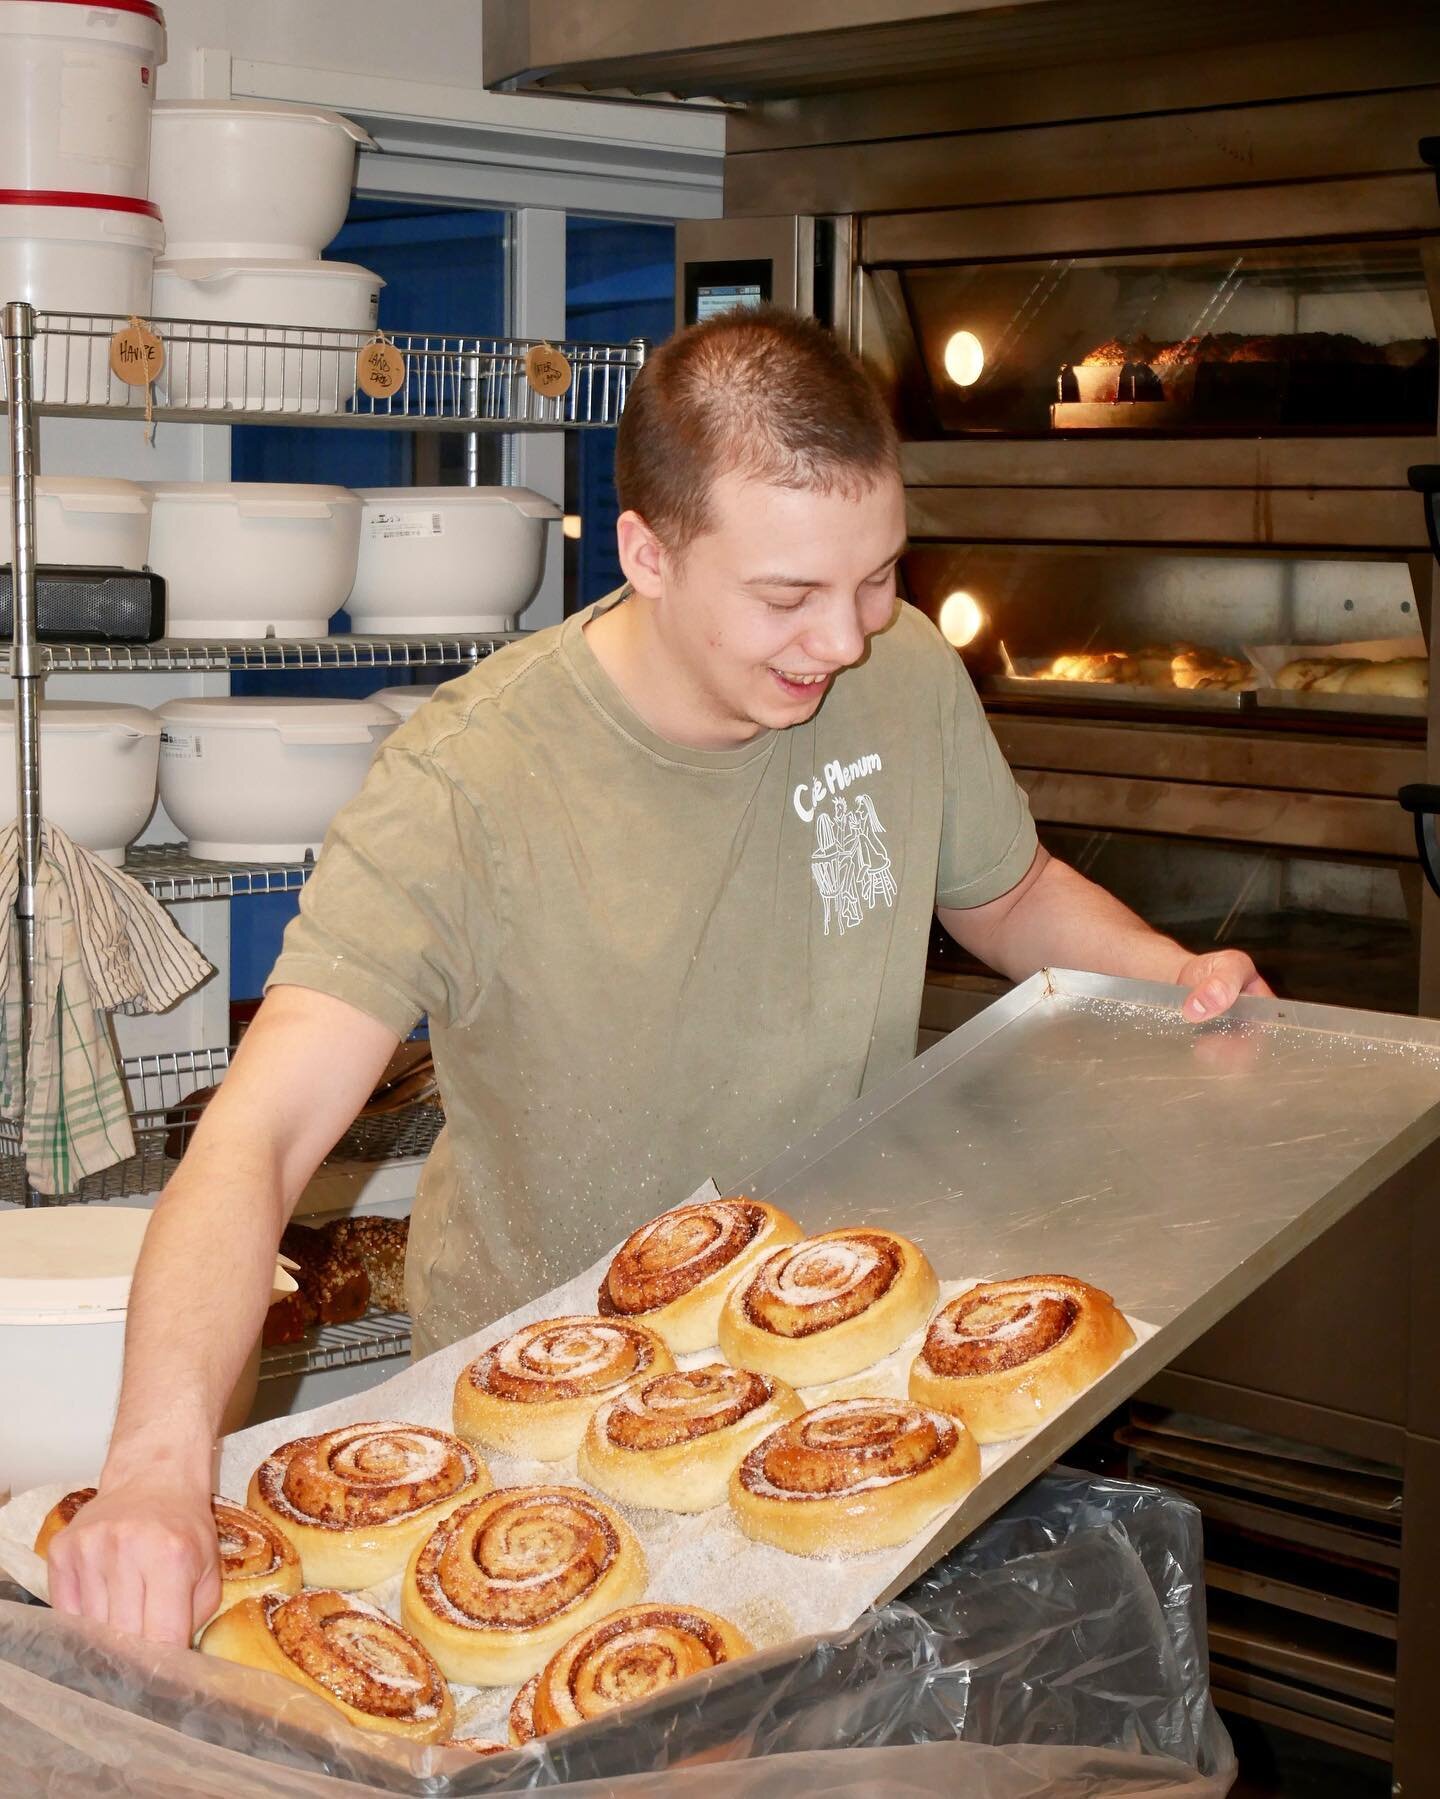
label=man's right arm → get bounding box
[45,984,400,1644]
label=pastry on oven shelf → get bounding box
[1335,657,1426,699]
[200,1588,454,1743]
[729,1396,980,1555]
[1274,656,1346,691]
[325,1215,409,1314]
[717,1227,939,1386]
[1170,648,1252,691]
[1039,651,1129,684]
[248,1420,490,1589]
[909,1273,1135,1443]
[278,1221,370,1327]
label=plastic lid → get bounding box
[0,188,161,219]
[0,699,160,737]
[159,696,397,733]
[145,481,356,504]
[356,485,563,520]
[155,256,383,283]
[153,99,373,148]
[0,1,165,21]
[0,474,149,501]
[0,1206,152,1316]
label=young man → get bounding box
[49,308,1267,1643]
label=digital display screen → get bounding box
[694,282,765,321]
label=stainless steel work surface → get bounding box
[748,968,1440,1597]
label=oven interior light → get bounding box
[939,590,984,648]
[943,329,985,387]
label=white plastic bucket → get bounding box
[0,1,167,199]
[0,473,151,567]
[151,100,372,261]
[146,481,360,638]
[157,697,395,861]
[0,192,162,401]
[152,257,382,413]
[0,699,159,863]
[370,684,439,723]
[349,487,561,632]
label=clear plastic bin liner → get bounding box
[0,1471,1235,1796]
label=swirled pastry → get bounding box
[454,1316,674,1462]
[717,1228,939,1385]
[35,1489,301,1630]
[401,1485,647,1686]
[200,1588,454,1743]
[509,1673,541,1747]
[578,1364,804,1513]
[597,1197,802,1352]
[247,1421,490,1589]
[529,1603,753,1736]
[729,1397,979,1556]
[909,1274,1135,1443]
[447,1737,510,1756]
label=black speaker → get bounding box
[0,565,166,644]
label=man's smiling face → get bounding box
[644,468,908,742]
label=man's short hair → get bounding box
[615,305,900,554]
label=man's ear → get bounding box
[616,510,666,600]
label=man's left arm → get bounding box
[937,845,1272,1023]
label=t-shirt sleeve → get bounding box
[265,746,499,1037]
[935,636,1038,909]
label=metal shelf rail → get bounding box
[124,843,315,902]
[24,632,518,676]
[259,1311,413,1382]
[0,311,645,430]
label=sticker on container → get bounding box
[524,342,572,398]
[160,730,200,761]
[366,510,444,542]
[356,336,407,399]
[109,320,165,388]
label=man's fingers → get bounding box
[143,1554,202,1647]
[190,1557,223,1641]
[73,1544,112,1628]
[1182,978,1232,1022]
[106,1554,147,1638]
[46,1543,80,1618]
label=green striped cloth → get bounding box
[0,824,212,1195]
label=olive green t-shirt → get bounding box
[267,595,1036,1354]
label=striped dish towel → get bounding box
[0,823,212,1195]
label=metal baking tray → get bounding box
[987,672,1252,711]
[1254,688,1426,721]
[746,969,1440,1602]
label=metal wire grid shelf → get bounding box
[0,1047,444,1204]
[0,312,645,428]
[15,631,519,675]
[260,1310,413,1382]
[124,843,315,901]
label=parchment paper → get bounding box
[0,1180,1155,1738]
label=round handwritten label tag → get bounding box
[109,322,164,386]
[524,342,572,398]
[356,337,407,398]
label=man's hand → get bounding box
[1174,949,1273,1023]
[47,1473,220,1645]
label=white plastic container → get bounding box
[0,474,151,568]
[0,1,167,199]
[146,481,360,638]
[349,487,562,632]
[0,699,159,864]
[0,193,162,400]
[152,258,382,412]
[150,100,373,260]
[370,684,439,723]
[157,697,395,861]
[0,1207,292,1499]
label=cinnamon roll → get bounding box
[598,1197,802,1352]
[401,1485,647,1686]
[578,1364,804,1513]
[447,1737,511,1756]
[530,1603,753,1736]
[717,1228,939,1385]
[454,1316,674,1462]
[729,1397,979,1556]
[35,1489,301,1629]
[247,1420,490,1589]
[200,1589,454,1744]
[909,1274,1136,1443]
[509,1673,541,1747]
